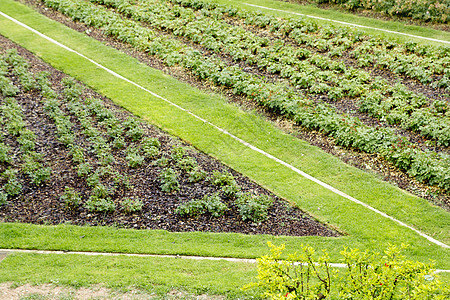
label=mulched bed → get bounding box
[16,0,450,211]
[0,34,340,237]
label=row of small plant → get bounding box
[41,0,450,192]
[0,50,53,205]
[42,75,148,213]
[175,170,274,223]
[92,0,450,146]
[169,0,450,89]
[245,242,449,299]
[2,45,277,222]
[309,0,449,24]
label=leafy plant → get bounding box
[159,167,180,193]
[0,190,7,205]
[77,162,92,177]
[236,193,273,223]
[121,198,144,214]
[60,186,81,209]
[84,196,116,212]
[244,243,448,300]
[221,183,241,199]
[29,167,52,186]
[177,156,197,172]
[209,170,235,186]
[0,142,11,164]
[187,167,207,183]
[171,146,186,161]
[125,146,144,168]
[175,193,228,217]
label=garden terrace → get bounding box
[25,0,450,197]
[0,36,338,237]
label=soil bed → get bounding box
[0,34,339,237]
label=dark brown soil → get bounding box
[16,0,450,211]
[0,34,340,237]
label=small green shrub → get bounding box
[124,118,144,141]
[171,146,186,161]
[156,157,169,167]
[92,183,111,199]
[112,136,125,149]
[69,145,85,164]
[0,190,7,205]
[126,146,144,168]
[86,172,100,187]
[2,169,22,196]
[77,162,92,177]
[177,157,197,172]
[0,142,11,163]
[236,193,273,223]
[60,186,81,209]
[3,178,22,196]
[142,137,160,149]
[29,167,51,185]
[175,194,228,217]
[159,168,180,193]
[187,167,207,183]
[209,170,235,186]
[221,183,241,199]
[121,198,144,214]
[244,243,449,300]
[84,196,116,212]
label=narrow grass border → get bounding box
[0,252,260,298]
[0,0,448,268]
[218,0,450,45]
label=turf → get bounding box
[217,0,450,46]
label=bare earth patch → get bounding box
[0,283,225,300]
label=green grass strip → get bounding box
[0,0,448,268]
[217,0,450,45]
[0,252,260,298]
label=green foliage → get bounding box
[209,170,235,186]
[245,243,449,300]
[125,146,144,168]
[155,156,169,167]
[29,167,51,186]
[0,190,7,205]
[221,183,241,199]
[187,167,207,183]
[2,168,22,196]
[243,242,332,300]
[236,193,273,223]
[77,162,92,177]
[123,118,144,141]
[175,193,228,217]
[142,137,160,158]
[69,145,85,164]
[121,198,144,214]
[92,183,112,199]
[84,196,116,212]
[60,186,81,209]
[0,142,11,164]
[159,167,180,193]
[170,146,186,161]
[177,156,197,172]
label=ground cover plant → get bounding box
[0,35,339,237]
[23,0,450,207]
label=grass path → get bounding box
[0,0,448,269]
[218,0,450,45]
